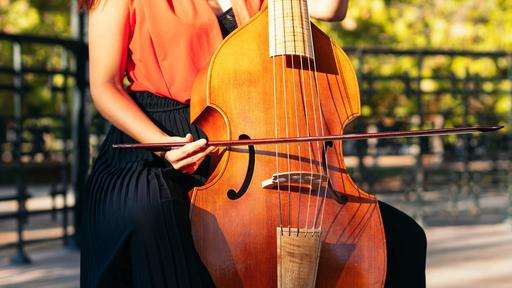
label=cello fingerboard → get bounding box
[268,0,314,58]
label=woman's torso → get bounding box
[125,0,265,104]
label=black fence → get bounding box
[0,32,88,264]
[0,32,510,264]
[343,47,511,225]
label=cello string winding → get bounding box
[319,50,355,229]
[288,6,305,236]
[271,0,283,234]
[304,51,320,231]
[291,57,305,235]
[304,38,325,231]
[297,8,316,234]
[279,9,292,236]
[304,2,331,231]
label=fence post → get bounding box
[48,75,58,222]
[366,72,376,192]
[507,54,512,224]
[70,6,89,248]
[355,49,367,188]
[448,73,460,216]
[413,53,425,225]
[61,49,71,246]
[402,72,414,201]
[460,70,477,218]
[471,74,482,215]
[10,41,31,265]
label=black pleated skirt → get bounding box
[80,91,427,288]
[80,91,214,288]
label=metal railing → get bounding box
[0,31,510,264]
[343,47,511,225]
[0,32,88,264]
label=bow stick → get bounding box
[112,125,504,152]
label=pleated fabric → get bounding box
[80,91,214,288]
[81,9,427,287]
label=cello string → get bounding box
[303,30,320,233]
[272,5,284,283]
[304,48,324,231]
[302,5,329,232]
[271,14,283,284]
[272,0,283,234]
[287,0,303,237]
[291,0,314,234]
[290,0,309,237]
[320,48,355,229]
[278,0,292,236]
[281,55,292,235]
[290,57,303,236]
[296,0,315,235]
[289,42,301,233]
[299,76,315,231]
[288,1,302,236]
[307,17,331,230]
[287,6,306,282]
[307,67,325,231]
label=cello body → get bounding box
[189,6,386,287]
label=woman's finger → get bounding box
[166,138,207,163]
[172,146,214,171]
[166,133,192,144]
[181,139,207,156]
[173,147,210,169]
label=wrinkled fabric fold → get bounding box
[80,91,214,288]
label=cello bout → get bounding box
[189,2,387,287]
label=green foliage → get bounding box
[0,0,509,138]
[0,0,72,116]
[313,0,511,137]
[0,0,70,36]
[316,0,512,50]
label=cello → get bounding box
[189,1,385,286]
[114,0,502,286]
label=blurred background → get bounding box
[0,0,510,287]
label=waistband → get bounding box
[129,90,189,112]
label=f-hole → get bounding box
[227,134,255,200]
[323,141,348,204]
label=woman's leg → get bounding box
[379,201,427,288]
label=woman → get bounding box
[79,0,426,287]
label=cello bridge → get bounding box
[261,171,328,189]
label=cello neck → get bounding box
[268,0,314,58]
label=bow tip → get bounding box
[476,125,504,132]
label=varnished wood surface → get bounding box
[189,7,387,288]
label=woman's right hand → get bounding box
[162,133,215,174]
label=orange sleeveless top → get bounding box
[126,0,265,104]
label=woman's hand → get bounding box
[309,0,349,22]
[162,134,215,174]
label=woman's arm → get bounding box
[308,0,349,22]
[87,0,213,173]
